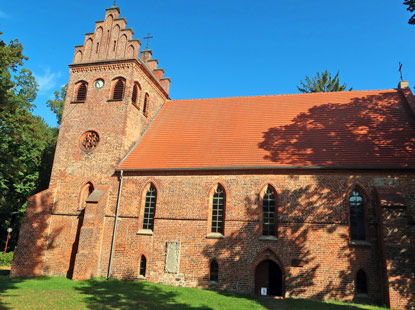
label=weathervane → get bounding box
[144,33,153,50]
[399,62,403,81]
[113,0,116,6]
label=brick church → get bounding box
[11,5,415,309]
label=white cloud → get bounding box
[34,68,62,94]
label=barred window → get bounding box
[262,185,276,236]
[349,189,365,240]
[139,256,147,277]
[210,260,218,282]
[142,185,157,230]
[112,79,124,100]
[356,269,368,294]
[77,82,87,101]
[211,185,225,234]
[143,93,149,116]
[132,83,140,105]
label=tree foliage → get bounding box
[0,32,57,251]
[297,70,352,93]
[404,0,415,24]
[46,84,67,126]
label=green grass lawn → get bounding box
[0,275,388,310]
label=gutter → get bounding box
[107,170,124,280]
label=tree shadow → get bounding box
[75,278,213,310]
[258,92,415,167]
[197,91,415,308]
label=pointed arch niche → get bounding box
[78,182,94,210]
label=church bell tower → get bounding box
[49,5,170,208]
[42,5,170,279]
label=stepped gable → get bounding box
[118,88,415,170]
[71,5,170,94]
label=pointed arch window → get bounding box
[139,255,147,277]
[142,184,157,231]
[209,260,218,282]
[143,93,149,116]
[262,185,276,236]
[76,81,88,102]
[112,79,125,100]
[132,82,141,106]
[211,185,225,234]
[349,189,365,240]
[356,269,368,294]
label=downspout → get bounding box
[107,170,124,280]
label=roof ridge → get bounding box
[169,89,397,102]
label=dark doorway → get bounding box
[67,209,85,278]
[255,259,283,297]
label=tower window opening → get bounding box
[112,79,125,100]
[77,82,88,102]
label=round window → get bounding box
[80,131,100,151]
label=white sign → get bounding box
[261,287,267,296]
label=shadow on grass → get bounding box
[0,275,54,310]
[76,278,213,310]
[256,297,386,310]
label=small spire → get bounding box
[144,33,153,50]
[113,0,116,7]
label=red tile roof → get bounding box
[118,89,415,170]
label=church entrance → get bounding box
[255,259,283,297]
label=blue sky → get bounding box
[1,1,414,127]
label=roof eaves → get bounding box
[116,165,415,172]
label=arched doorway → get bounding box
[255,259,283,296]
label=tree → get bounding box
[46,84,67,126]
[297,70,352,93]
[404,0,415,24]
[0,32,56,251]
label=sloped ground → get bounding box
[0,275,387,310]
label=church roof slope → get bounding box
[118,89,415,170]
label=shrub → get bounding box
[0,252,14,266]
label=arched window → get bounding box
[210,260,218,282]
[356,269,368,294]
[143,93,149,116]
[142,184,157,230]
[211,185,225,234]
[112,79,125,100]
[79,182,94,209]
[76,82,88,102]
[132,82,141,106]
[139,255,147,277]
[349,188,365,240]
[262,185,276,236]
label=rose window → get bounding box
[80,131,99,151]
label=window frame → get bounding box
[137,183,158,235]
[261,185,277,237]
[348,187,366,241]
[207,184,226,237]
